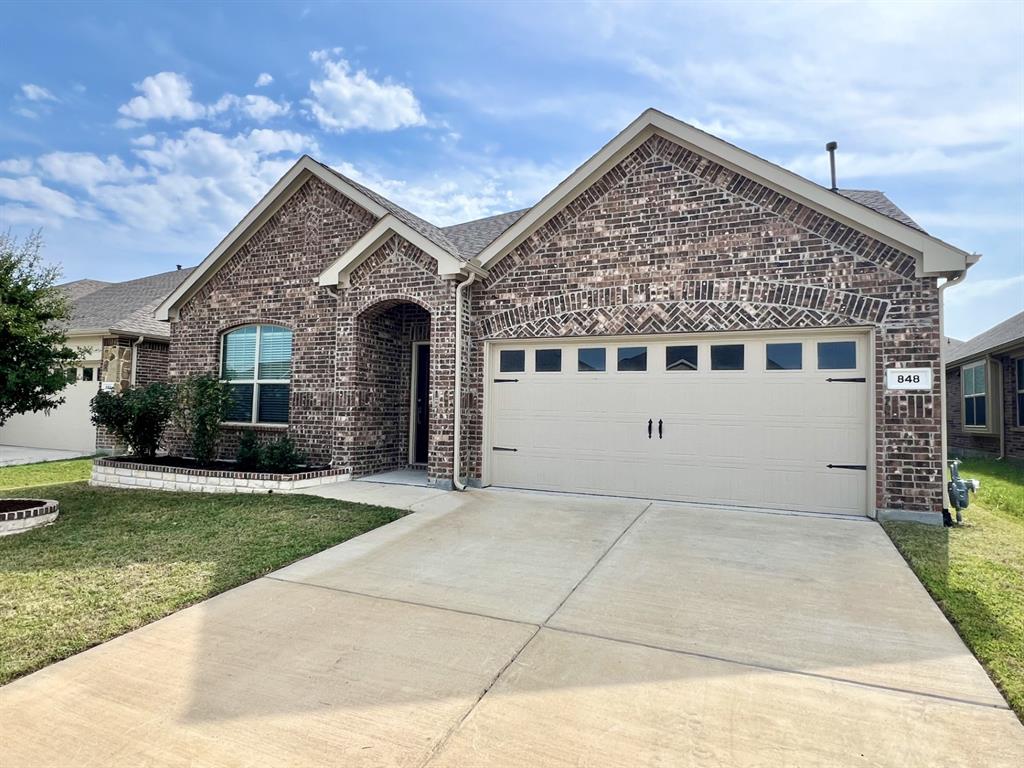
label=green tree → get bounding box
[0,231,80,426]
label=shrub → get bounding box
[172,375,232,465]
[236,429,262,471]
[260,436,305,474]
[90,383,174,459]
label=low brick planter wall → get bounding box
[90,458,351,494]
[0,499,60,536]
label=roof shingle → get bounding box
[63,267,194,339]
[946,311,1024,365]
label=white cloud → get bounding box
[117,71,290,126]
[13,107,38,119]
[255,72,274,87]
[0,125,317,247]
[0,158,33,174]
[119,72,207,121]
[211,93,291,122]
[0,176,88,219]
[782,145,1015,182]
[329,154,565,226]
[306,49,426,132]
[945,274,1024,308]
[20,84,57,102]
[37,152,144,190]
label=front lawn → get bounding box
[0,457,93,491]
[883,458,1024,722]
[0,460,402,685]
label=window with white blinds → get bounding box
[221,325,292,424]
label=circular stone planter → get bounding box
[0,498,60,537]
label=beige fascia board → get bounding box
[476,108,974,278]
[318,215,475,288]
[156,156,389,320]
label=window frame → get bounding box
[219,324,293,426]
[961,360,988,431]
[1015,357,1024,429]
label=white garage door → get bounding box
[0,373,99,453]
[487,332,869,516]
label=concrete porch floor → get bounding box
[1,488,1021,767]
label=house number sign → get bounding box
[885,368,932,390]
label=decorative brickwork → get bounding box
[467,134,944,514]
[168,176,378,466]
[335,237,458,486]
[166,132,950,513]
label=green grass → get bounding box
[0,457,94,491]
[883,458,1024,722]
[0,460,403,686]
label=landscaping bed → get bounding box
[0,459,404,686]
[0,498,59,537]
[91,456,350,493]
[883,457,1024,722]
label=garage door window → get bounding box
[577,348,606,372]
[617,347,647,371]
[963,362,987,428]
[766,343,802,370]
[817,341,856,370]
[535,349,562,372]
[499,349,525,373]
[666,345,698,371]
[711,344,744,370]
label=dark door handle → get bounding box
[648,419,653,439]
[658,419,663,439]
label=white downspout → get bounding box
[452,272,477,491]
[130,335,144,387]
[938,271,968,511]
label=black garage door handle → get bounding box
[658,419,663,439]
[648,419,652,439]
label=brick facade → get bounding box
[466,135,943,514]
[169,177,378,466]
[947,347,1024,460]
[166,132,951,513]
[95,335,171,453]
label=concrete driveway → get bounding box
[0,444,93,466]
[2,487,1022,767]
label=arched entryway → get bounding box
[348,298,432,479]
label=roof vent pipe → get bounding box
[825,141,838,191]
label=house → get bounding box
[156,108,977,523]
[945,311,1024,461]
[0,267,194,453]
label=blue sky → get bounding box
[1,1,1021,339]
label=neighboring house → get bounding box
[945,311,1024,461]
[156,108,977,522]
[0,267,194,453]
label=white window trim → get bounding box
[961,360,989,431]
[219,324,292,426]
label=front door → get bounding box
[412,344,430,465]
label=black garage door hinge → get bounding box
[492,446,518,452]
[827,463,867,470]
[493,378,519,383]
[826,377,866,383]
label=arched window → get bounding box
[220,325,292,424]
